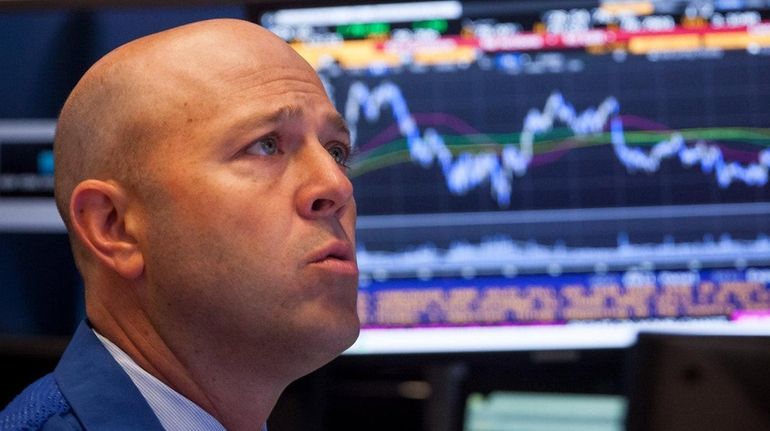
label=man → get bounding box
[0,18,359,430]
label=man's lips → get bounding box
[307,241,358,275]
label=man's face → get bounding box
[133,49,359,375]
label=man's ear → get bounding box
[69,179,145,280]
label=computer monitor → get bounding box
[246,0,770,354]
[626,332,770,431]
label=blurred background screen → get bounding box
[246,0,770,354]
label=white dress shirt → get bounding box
[93,330,232,431]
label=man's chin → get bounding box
[326,311,361,353]
[303,311,360,363]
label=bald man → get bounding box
[0,19,359,431]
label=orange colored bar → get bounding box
[704,32,750,50]
[628,34,700,54]
[600,1,654,16]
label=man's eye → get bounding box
[328,144,350,166]
[246,136,278,156]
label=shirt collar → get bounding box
[93,330,229,431]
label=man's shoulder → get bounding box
[0,373,81,431]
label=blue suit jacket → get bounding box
[0,321,164,430]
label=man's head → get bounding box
[53,18,359,408]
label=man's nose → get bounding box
[295,140,354,219]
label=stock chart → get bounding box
[253,0,770,333]
[235,1,770,337]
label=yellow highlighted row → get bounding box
[292,39,477,69]
[600,1,654,17]
[629,31,770,54]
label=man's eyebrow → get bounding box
[263,106,349,139]
[327,112,350,139]
[266,105,304,124]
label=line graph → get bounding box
[611,119,770,187]
[357,232,770,280]
[343,80,770,207]
[355,201,770,279]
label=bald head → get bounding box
[54,19,319,230]
[49,19,359,428]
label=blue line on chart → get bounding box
[343,80,770,207]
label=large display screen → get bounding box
[248,0,770,353]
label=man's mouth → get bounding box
[308,241,358,275]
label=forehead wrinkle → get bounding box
[270,107,350,144]
[273,105,303,123]
[209,68,342,141]
[220,64,322,94]
[230,104,303,135]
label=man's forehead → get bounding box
[136,56,331,124]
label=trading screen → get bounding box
[3,0,769,351]
[251,0,770,353]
